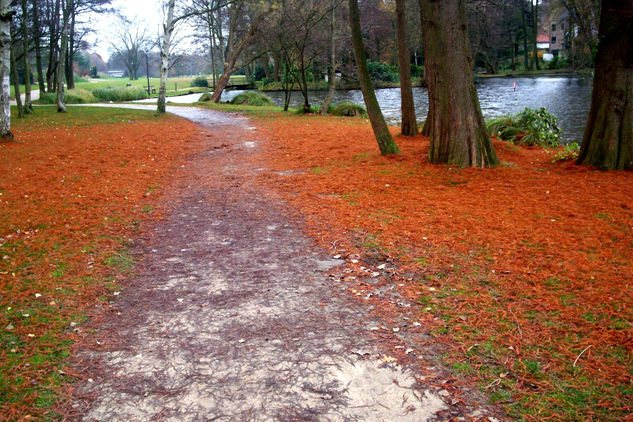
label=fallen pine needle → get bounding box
[573,345,593,368]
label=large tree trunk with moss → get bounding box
[419,0,498,167]
[576,0,633,170]
[0,0,13,140]
[396,0,417,136]
[348,0,399,155]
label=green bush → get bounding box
[294,105,319,114]
[552,142,580,162]
[330,102,367,117]
[38,88,96,104]
[91,87,148,102]
[487,107,562,147]
[229,91,274,106]
[198,93,213,102]
[191,76,209,88]
[410,64,424,77]
[367,61,398,83]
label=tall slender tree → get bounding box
[348,0,399,155]
[0,0,12,140]
[20,0,32,113]
[419,0,498,167]
[320,0,337,115]
[56,0,72,112]
[576,0,632,170]
[395,0,417,136]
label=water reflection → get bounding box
[219,76,592,143]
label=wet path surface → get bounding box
[71,106,501,421]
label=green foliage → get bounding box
[487,107,562,147]
[73,75,90,83]
[198,93,213,102]
[410,64,424,77]
[367,61,399,83]
[294,105,319,114]
[552,142,580,162]
[91,87,148,102]
[547,56,570,70]
[190,76,209,88]
[38,88,96,104]
[330,102,367,117]
[230,91,274,106]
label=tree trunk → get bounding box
[210,6,272,103]
[0,0,12,140]
[273,52,280,81]
[211,69,231,102]
[56,0,70,113]
[396,0,417,136]
[521,2,530,70]
[32,0,45,93]
[47,0,60,92]
[320,0,336,115]
[348,0,399,155]
[11,49,23,118]
[157,0,175,114]
[65,10,75,89]
[21,0,32,113]
[282,55,291,111]
[420,0,498,167]
[577,0,633,170]
[531,0,539,71]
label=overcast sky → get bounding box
[86,0,165,61]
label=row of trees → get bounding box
[0,0,629,170]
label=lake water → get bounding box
[164,75,593,143]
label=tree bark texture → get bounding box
[396,0,417,136]
[348,0,399,155]
[577,0,633,170]
[11,48,23,118]
[320,0,336,115]
[157,0,175,114]
[56,0,71,112]
[32,0,45,93]
[47,0,60,92]
[21,0,32,113]
[0,0,12,139]
[419,0,498,167]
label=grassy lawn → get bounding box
[12,75,249,100]
[0,106,204,420]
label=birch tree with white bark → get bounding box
[0,0,12,140]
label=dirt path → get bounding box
[70,106,500,421]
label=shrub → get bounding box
[38,88,96,104]
[331,102,366,117]
[552,142,580,162]
[198,93,213,102]
[294,105,319,114]
[191,76,209,88]
[367,61,398,83]
[487,107,562,147]
[92,87,148,102]
[229,91,274,106]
